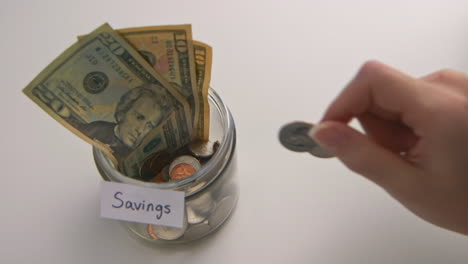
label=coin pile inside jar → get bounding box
[139,140,220,183]
[146,194,237,241]
[138,139,238,241]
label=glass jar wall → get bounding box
[93,88,238,243]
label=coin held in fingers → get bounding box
[279,121,334,158]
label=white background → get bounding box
[2,0,468,263]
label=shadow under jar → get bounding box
[93,88,238,243]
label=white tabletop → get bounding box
[3,0,468,263]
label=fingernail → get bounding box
[308,122,347,152]
[308,123,328,140]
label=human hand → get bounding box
[310,61,468,235]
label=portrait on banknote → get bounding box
[80,84,171,161]
[31,80,173,162]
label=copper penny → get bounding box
[149,152,171,172]
[147,224,159,240]
[152,172,164,183]
[161,165,170,182]
[139,151,171,181]
[170,163,196,180]
[168,155,201,175]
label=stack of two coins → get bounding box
[279,121,334,158]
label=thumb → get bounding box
[310,121,417,189]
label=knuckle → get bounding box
[448,94,468,117]
[358,60,382,76]
[342,153,371,175]
[425,91,468,122]
[345,160,366,175]
[352,60,388,87]
[356,60,400,86]
[433,69,466,83]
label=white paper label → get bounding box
[100,181,185,228]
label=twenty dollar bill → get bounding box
[23,23,192,165]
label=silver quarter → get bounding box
[279,121,317,152]
[188,140,217,159]
[186,181,207,194]
[184,220,211,241]
[148,214,188,241]
[279,121,334,158]
[186,192,215,224]
[186,206,208,225]
[308,145,334,158]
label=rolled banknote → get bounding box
[23,23,192,165]
[193,41,212,140]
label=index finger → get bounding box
[323,61,424,127]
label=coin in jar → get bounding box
[188,139,217,159]
[161,165,170,182]
[186,192,215,224]
[147,215,188,241]
[152,172,164,183]
[149,152,172,173]
[183,220,211,241]
[170,163,196,180]
[147,224,160,240]
[139,151,172,181]
[212,140,221,155]
[169,155,201,180]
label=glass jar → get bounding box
[93,88,238,243]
